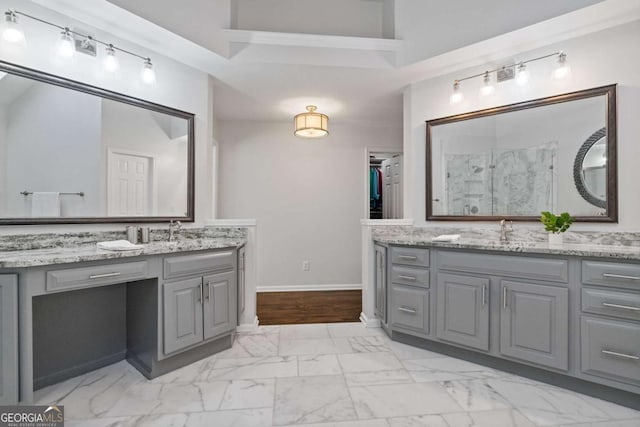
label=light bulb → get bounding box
[141,58,156,84]
[56,28,74,58]
[449,81,463,104]
[480,72,494,96]
[2,11,24,43]
[103,44,119,72]
[553,52,571,79]
[516,62,529,85]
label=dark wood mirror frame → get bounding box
[425,84,617,223]
[0,60,195,225]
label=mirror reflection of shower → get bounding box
[369,152,403,219]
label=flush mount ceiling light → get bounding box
[1,9,156,84]
[449,51,570,102]
[294,105,329,138]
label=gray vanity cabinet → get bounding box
[163,277,204,355]
[237,246,246,325]
[203,271,236,340]
[0,275,18,405]
[436,273,489,351]
[374,244,387,325]
[499,280,569,370]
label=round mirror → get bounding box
[573,127,607,208]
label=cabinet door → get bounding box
[0,275,18,405]
[203,271,237,340]
[374,245,387,323]
[436,273,489,351]
[391,284,429,334]
[163,277,204,355]
[500,280,568,370]
[237,247,246,326]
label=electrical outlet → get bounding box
[302,261,310,271]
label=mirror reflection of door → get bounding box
[107,151,153,216]
[369,152,403,219]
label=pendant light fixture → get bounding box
[141,58,156,84]
[103,44,119,72]
[56,27,75,58]
[480,72,494,96]
[449,81,463,104]
[553,52,571,79]
[294,105,329,138]
[2,10,24,43]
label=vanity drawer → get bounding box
[436,251,568,283]
[581,316,640,386]
[582,261,640,290]
[46,261,149,292]
[582,288,640,321]
[164,250,235,280]
[390,246,429,267]
[391,284,429,334]
[391,265,429,288]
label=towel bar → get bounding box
[20,191,85,197]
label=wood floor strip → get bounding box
[257,290,362,325]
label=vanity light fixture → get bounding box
[294,105,329,138]
[449,51,570,103]
[1,9,156,84]
[2,10,24,43]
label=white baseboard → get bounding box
[236,316,260,333]
[359,312,382,328]
[257,284,362,293]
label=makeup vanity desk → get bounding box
[0,235,246,404]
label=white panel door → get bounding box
[391,155,403,219]
[382,159,392,219]
[108,152,151,216]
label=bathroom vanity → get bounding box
[0,233,246,404]
[373,234,640,409]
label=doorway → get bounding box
[368,151,403,219]
[107,150,154,216]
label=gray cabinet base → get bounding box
[127,334,232,380]
[392,331,640,411]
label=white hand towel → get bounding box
[97,240,144,251]
[431,234,461,242]
[31,192,60,217]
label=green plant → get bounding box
[540,211,574,234]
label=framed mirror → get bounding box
[0,61,195,225]
[426,85,617,222]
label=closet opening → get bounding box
[369,151,403,219]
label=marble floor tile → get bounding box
[338,352,403,373]
[554,420,640,427]
[195,381,228,411]
[441,379,511,411]
[344,369,413,387]
[273,375,357,425]
[217,332,280,358]
[285,420,390,427]
[350,382,463,419]
[150,356,216,384]
[186,408,273,427]
[279,338,354,356]
[348,336,391,353]
[404,356,504,383]
[298,354,343,376]
[279,323,331,340]
[388,341,443,361]
[485,377,613,426]
[387,414,449,427]
[219,379,275,410]
[208,356,298,380]
[105,382,203,417]
[441,409,537,427]
[327,322,387,338]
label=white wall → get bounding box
[233,0,384,38]
[394,0,603,66]
[4,83,102,217]
[0,0,212,233]
[218,120,401,289]
[405,21,640,230]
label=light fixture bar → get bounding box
[454,51,563,84]
[9,9,150,62]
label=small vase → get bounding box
[548,233,563,248]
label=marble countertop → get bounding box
[374,236,640,261]
[0,237,246,268]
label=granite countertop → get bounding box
[374,235,640,261]
[0,233,246,268]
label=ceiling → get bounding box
[34,0,632,125]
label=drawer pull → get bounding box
[602,273,640,281]
[88,272,122,279]
[398,306,417,314]
[482,285,487,307]
[398,255,418,261]
[398,275,417,281]
[601,349,640,361]
[602,302,640,312]
[503,287,508,309]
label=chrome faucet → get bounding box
[499,219,513,243]
[169,220,182,242]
